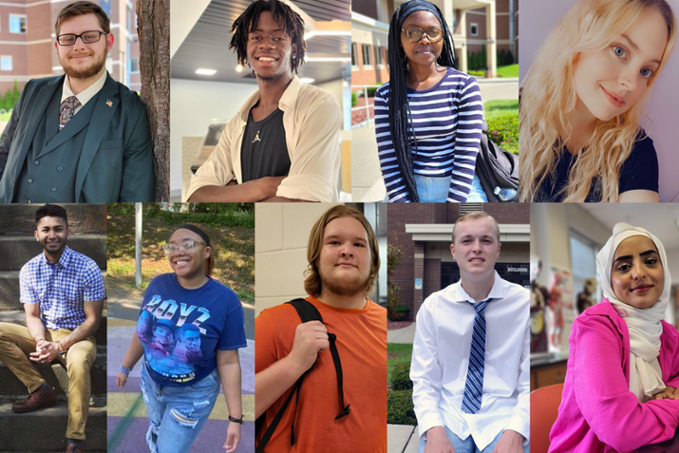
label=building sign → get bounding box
[415,278,422,290]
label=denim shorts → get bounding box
[414,174,488,203]
[140,365,221,453]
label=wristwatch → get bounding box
[57,342,67,357]
[228,415,244,424]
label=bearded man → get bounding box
[254,205,387,452]
[0,1,154,203]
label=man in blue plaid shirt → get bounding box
[0,204,104,453]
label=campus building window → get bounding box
[470,23,478,36]
[130,57,140,73]
[375,45,383,67]
[351,43,358,69]
[9,15,27,34]
[362,43,372,68]
[1,56,12,71]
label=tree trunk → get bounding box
[137,0,170,201]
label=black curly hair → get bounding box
[229,0,307,74]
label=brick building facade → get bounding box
[0,0,140,102]
[388,203,529,320]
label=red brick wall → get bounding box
[352,44,390,87]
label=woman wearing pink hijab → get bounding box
[549,223,679,452]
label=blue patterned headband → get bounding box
[397,0,444,28]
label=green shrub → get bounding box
[468,70,485,77]
[387,390,417,425]
[389,305,410,321]
[391,362,413,390]
[487,112,518,147]
[366,85,380,98]
[351,91,358,107]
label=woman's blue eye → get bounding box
[613,46,626,58]
[640,68,653,78]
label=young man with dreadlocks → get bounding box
[187,0,342,203]
[374,0,486,203]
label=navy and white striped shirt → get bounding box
[20,246,105,330]
[375,67,484,202]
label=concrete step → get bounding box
[0,235,107,272]
[0,312,107,346]
[0,351,107,398]
[0,399,106,451]
[0,270,107,312]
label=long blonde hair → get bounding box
[519,0,676,202]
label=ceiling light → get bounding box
[300,77,315,84]
[235,64,244,73]
[304,30,352,40]
[195,68,217,76]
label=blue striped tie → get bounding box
[461,298,492,414]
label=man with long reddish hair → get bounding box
[255,205,387,452]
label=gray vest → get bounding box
[13,88,98,203]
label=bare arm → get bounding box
[23,303,46,342]
[218,349,242,453]
[188,177,286,202]
[255,321,328,418]
[58,299,103,349]
[116,333,145,388]
[618,190,659,202]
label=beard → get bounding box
[60,50,106,79]
[319,266,371,298]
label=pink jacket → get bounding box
[548,300,679,453]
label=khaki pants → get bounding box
[0,322,96,440]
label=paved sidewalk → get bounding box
[388,323,417,344]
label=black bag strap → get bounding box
[256,299,350,453]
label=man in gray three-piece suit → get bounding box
[0,1,155,203]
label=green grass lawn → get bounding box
[484,100,519,120]
[497,64,519,78]
[388,343,413,386]
[0,111,11,121]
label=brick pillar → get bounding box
[413,241,425,319]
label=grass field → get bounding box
[485,99,519,119]
[497,64,519,78]
[0,111,11,122]
[387,343,413,386]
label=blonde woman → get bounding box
[519,0,676,202]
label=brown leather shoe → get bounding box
[11,385,56,413]
[66,443,85,453]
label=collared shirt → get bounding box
[410,272,530,450]
[20,246,105,330]
[61,70,108,116]
[186,76,342,202]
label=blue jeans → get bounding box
[417,426,530,453]
[140,365,220,453]
[414,174,488,202]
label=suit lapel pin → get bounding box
[106,99,112,107]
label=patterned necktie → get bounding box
[59,96,81,130]
[461,298,492,414]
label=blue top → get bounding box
[374,67,484,202]
[20,246,105,330]
[534,132,658,202]
[137,273,247,386]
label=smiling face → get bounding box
[246,10,294,81]
[572,6,668,123]
[35,216,69,258]
[317,217,372,298]
[451,217,501,279]
[55,13,113,80]
[400,10,444,70]
[167,229,210,283]
[610,235,664,309]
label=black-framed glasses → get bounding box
[163,240,207,255]
[57,30,107,46]
[401,26,444,43]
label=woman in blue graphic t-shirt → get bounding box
[117,225,247,453]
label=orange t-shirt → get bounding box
[255,296,387,453]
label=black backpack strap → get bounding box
[256,298,350,453]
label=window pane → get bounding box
[1,56,12,71]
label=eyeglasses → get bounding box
[162,240,207,255]
[57,30,107,46]
[401,26,444,43]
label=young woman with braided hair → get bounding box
[374,0,486,203]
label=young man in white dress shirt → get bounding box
[410,211,530,453]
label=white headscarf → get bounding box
[595,223,671,402]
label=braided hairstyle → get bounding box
[387,1,457,202]
[229,0,307,74]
